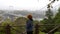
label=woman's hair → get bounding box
[27,14,32,19]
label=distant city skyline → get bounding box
[0,0,60,11]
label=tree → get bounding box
[14,17,27,34]
[54,8,60,24]
[52,8,60,32]
[40,8,60,34]
[0,18,16,34]
[40,0,59,34]
[40,8,56,34]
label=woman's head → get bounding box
[27,14,32,19]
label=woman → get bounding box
[26,14,33,34]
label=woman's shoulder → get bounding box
[26,19,33,22]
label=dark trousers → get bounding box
[27,31,33,34]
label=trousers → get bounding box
[27,31,33,34]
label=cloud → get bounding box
[0,0,60,10]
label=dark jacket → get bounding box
[26,19,33,31]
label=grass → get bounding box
[39,31,60,34]
[39,31,45,34]
[55,32,60,34]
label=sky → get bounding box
[0,0,60,11]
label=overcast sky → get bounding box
[0,0,60,11]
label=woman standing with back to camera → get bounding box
[26,14,33,34]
